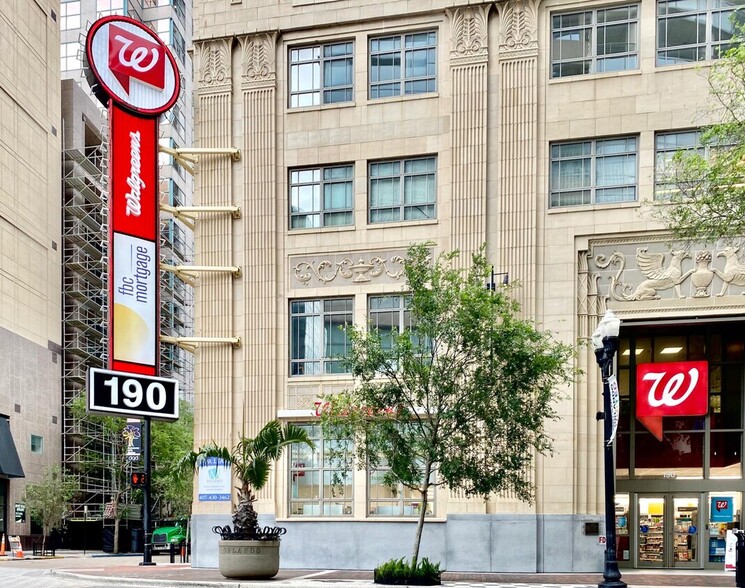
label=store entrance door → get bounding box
[637,494,702,568]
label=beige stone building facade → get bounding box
[0,0,62,541]
[190,0,745,571]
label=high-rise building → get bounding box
[0,0,62,541]
[189,0,745,573]
[60,0,195,529]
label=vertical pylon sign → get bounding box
[85,16,181,376]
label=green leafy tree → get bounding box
[24,465,77,551]
[71,396,194,551]
[655,29,745,240]
[178,421,314,539]
[321,243,576,568]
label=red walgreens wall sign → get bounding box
[636,361,708,441]
[85,16,180,376]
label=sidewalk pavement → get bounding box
[0,550,738,588]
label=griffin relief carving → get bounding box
[447,6,489,60]
[714,246,745,296]
[195,38,232,91]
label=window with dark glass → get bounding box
[617,323,744,480]
[369,31,437,98]
[551,5,639,78]
[289,42,354,107]
[369,157,436,223]
[550,137,638,208]
[657,0,745,65]
[289,165,354,228]
[290,298,352,375]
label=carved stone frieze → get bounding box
[291,250,407,288]
[497,0,539,56]
[447,5,490,65]
[240,33,278,90]
[588,239,745,303]
[194,38,232,94]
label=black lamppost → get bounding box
[592,309,626,588]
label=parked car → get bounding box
[150,519,187,554]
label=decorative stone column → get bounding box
[447,5,490,266]
[496,0,540,317]
[192,37,235,454]
[238,33,278,445]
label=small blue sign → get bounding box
[711,497,734,523]
[640,525,649,534]
[688,525,697,535]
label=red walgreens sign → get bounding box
[85,16,180,377]
[636,361,708,441]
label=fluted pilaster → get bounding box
[448,5,490,265]
[239,33,278,439]
[496,0,539,317]
[193,38,235,458]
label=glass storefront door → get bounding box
[637,494,701,568]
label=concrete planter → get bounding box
[217,539,280,579]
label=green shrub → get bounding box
[373,557,442,585]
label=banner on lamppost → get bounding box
[607,374,620,446]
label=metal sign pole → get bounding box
[140,417,155,566]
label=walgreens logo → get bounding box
[109,24,165,93]
[85,16,179,115]
[636,361,708,441]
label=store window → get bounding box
[551,4,639,78]
[289,165,354,229]
[369,455,435,517]
[369,156,436,223]
[290,298,353,375]
[289,42,354,107]
[289,423,353,516]
[617,323,744,480]
[61,1,81,31]
[30,435,43,454]
[369,31,437,98]
[550,137,638,208]
[657,0,745,65]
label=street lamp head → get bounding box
[598,309,621,340]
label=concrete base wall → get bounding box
[191,513,604,572]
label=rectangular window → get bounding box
[369,156,436,223]
[550,137,638,208]
[369,455,434,517]
[172,0,186,25]
[290,165,354,228]
[61,1,81,31]
[290,423,353,516]
[551,5,639,78]
[61,42,81,72]
[654,129,705,199]
[172,26,186,64]
[369,31,437,98]
[96,0,124,17]
[30,435,43,454]
[289,42,354,107]
[290,298,353,375]
[657,0,745,65]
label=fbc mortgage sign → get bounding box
[84,16,180,417]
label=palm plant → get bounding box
[179,420,314,540]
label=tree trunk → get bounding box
[114,515,120,554]
[411,472,432,569]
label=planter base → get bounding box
[218,539,280,579]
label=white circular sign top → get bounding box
[86,16,180,116]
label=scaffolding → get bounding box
[61,127,195,519]
[62,139,115,519]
